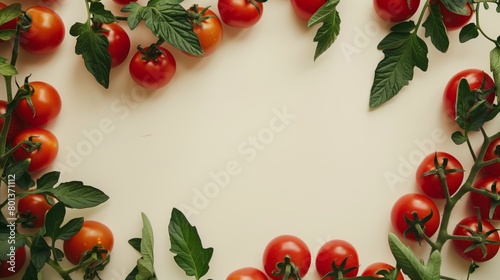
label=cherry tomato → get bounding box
[18,193,55,228]
[226,267,268,280]
[100,23,130,68]
[218,0,263,28]
[63,220,114,265]
[361,262,404,280]
[315,239,359,279]
[481,137,500,177]
[416,152,464,199]
[452,216,500,262]
[290,0,326,21]
[470,177,500,220]
[112,0,137,4]
[19,6,65,54]
[432,0,473,31]
[0,2,19,43]
[442,69,496,121]
[0,100,25,144]
[391,193,440,241]
[188,6,223,57]
[15,81,62,127]
[262,235,311,280]
[0,246,26,278]
[12,127,59,172]
[373,0,421,22]
[129,46,176,90]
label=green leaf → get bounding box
[169,208,213,280]
[0,224,27,260]
[0,60,18,77]
[36,171,60,190]
[455,78,490,131]
[0,30,15,41]
[388,233,426,279]
[137,213,155,279]
[423,2,449,53]
[125,266,139,280]
[0,3,21,26]
[459,23,479,43]
[308,0,341,61]
[43,202,65,238]
[129,238,142,253]
[451,131,468,145]
[391,21,416,33]
[48,181,109,209]
[424,250,441,280]
[22,262,40,280]
[30,233,51,270]
[490,46,500,100]
[4,159,34,190]
[377,32,412,50]
[89,2,116,24]
[57,218,84,241]
[440,0,471,15]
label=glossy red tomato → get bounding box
[19,6,65,54]
[481,137,500,176]
[0,246,26,278]
[432,0,473,31]
[12,127,58,172]
[391,193,440,241]
[112,0,137,4]
[373,0,420,22]
[15,81,62,127]
[226,267,268,280]
[416,152,464,199]
[63,220,114,265]
[218,0,264,28]
[470,177,500,220]
[361,262,404,280]
[100,23,130,68]
[0,100,24,144]
[315,239,359,279]
[452,216,500,262]
[442,69,496,120]
[18,193,55,228]
[188,6,223,57]
[290,0,326,21]
[0,2,19,43]
[129,46,176,90]
[262,235,311,280]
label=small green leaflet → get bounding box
[46,181,109,209]
[490,46,500,99]
[308,0,341,61]
[43,202,84,241]
[0,3,21,26]
[422,2,449,53]
[137,213,157,280]
[440,0,471,15]
[388,233,427,279]
[169,208,213,280]
[459,23,479,43]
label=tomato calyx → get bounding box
[17,10,32,33]
[322,255,358,280]
[473,180,500,220]
[452,213,500,259]
[420,152,465,197]
[187,4,216,28]
[136,41,166,62]
[403,210,436,245]
[78,244,111,279]
[272,255,302,280]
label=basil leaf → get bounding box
[423,2,449,53]
[308,0,341,61]
[169,208,213,280]
[48,181,109,209]
[389,233,426,279]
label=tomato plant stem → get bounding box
[473,3,499,47]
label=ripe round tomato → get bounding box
[18,193,55,228]
[290,0,326,21]
[188,6,223,57]
[226,267,268,280]
[442,69,496,120]
[262,235,311,280]
[373,0,421,22]
[112,0,137,4]
[315,239,359,279]
[15,81,62,127]
[361,262,404,280]
[391,193,440,241]
[19,6,65,54]
[0,246,26,278]
[218,0,264,28]
[0,100,24,144]
[100,23,130,68]
[129,46,176,90]
[470,177,500,220]
[63,220,114,265]
[0,2,19,43]
[432,0,473,31]
[481,137,500,176]
[416,152,464,199]
[452,216,500,262]
[12,127,59,172]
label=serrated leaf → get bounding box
[424,250,442,280]
[423,2,449,52]
[30,233,51,270]
[377,32,411,50]
[308,0,341,60]
[459,23,479,43]
[122,3,143,29]
[440,0,471,15]
[43,202,65,239]
[48,181,109,209]
[388,233,426,279]
[4,159,33,190]
[89,2,117,24]
[169,208,213,280]
[0,3,21,26]
[490,47,500,100]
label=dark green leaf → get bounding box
[69,22,85,37]
[36,171,60,190]
[169,208,213,280]
[377,32,411,50]
[43,202,65,238]
[0,224,27,260]
[308,0,341,60]
[0,3,21,26]
[54,248,64,261]
[490,47,500,100]
[22,262,39,280]
[440,0,471,15]
[0,60,17,77]
[0,30,15,41]
[30,233,51,270]
[456,78,473,128]
[58,218,84,241]
[49,181,109,209]
[424,250,441,280]
[451,131,468,145]
[423,2,449,52]
[89,2,117,24]
[129,238,142,253]
[388,233,426,279]
[125,266,139,280]
[4,159,33,191]
[459,23,479,43]
[391,21,416,33]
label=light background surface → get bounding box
[2,0,500,279]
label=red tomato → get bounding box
[226,267,268,280]
[373,0,420,22]
[112,0,137,4]
[0,246,26,278]
[15,81,62,127]
[129,46,176,90]
[361,262,404,280]
[18,193,55,228]
[188,6,223,57]
[100,23,130,68]
[442,69,496,121]
[12,127,59,172]
[452,216,500,262]
[470,177,500,220]
[481,137,500,177]
[290,0,326,21]
[391,193,440,241]
[218,0,264,28]
[432,0,473,31]
[63,220,114,265]
[0,100,25,144]
[19,6,65,54]
[416,152,464,199]
[262,235,311,280]
[315,239,359,279]
[0,2,19,43]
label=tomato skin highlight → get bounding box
[20,6,65,54]
[432,0,473,31]
[12,127,59,172]
[361,262,404,280]
[15,81,62,127]
[226,267,268,280]
[452,216,500,262]
[18,193,54,228]
[416,152,464,199]
[470,177,500,220]
[218,0,263,28]
[290,0,325,21]
[129,46,177,90]
[315,239,359,280]
[63,220,114,265]
[373,0,420,22]
[190,7,223,57]
[262,235,311,280]
[100,23,131,68]
[0,246,26,278]
[481,137,500,177]
[0,100,25,144]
